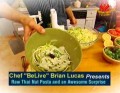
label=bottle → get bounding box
[74,0,81,8]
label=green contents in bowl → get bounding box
[116,39,120,45]
[104,47,120,60]
[68,27,98,49]
[32,43,71,72]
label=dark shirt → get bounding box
[23,0,71,28]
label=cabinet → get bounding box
[85,18,95,28]
[87,10,97,18]
[70,7,99,29]
[77,19,85,28]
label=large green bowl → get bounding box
[25,28,82,71]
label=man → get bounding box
[0,0,45,43]
[23,0,77,28]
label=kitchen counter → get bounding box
[72,6,99,11]
[0,35,120,93]
[70,7,99,29]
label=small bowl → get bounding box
[114,37,120,47]
[103,46,120,64]
[107,29,120,40]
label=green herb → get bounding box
[116,39,120,45]
[105,47,120,60]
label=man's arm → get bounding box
[0,2,45,43]
[63,0,77,25]
[65,6,77,25]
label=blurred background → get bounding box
[0,0,118,36]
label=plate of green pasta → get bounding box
[25,28,82,72]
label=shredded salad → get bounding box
[32,44,71,72]
[68,27,98,43]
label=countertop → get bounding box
[18,6,99,13]
[0,35,120,93]
[72,6,99,11]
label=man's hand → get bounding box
[21,16,45,43]
[0,2,45,43]
[70,17,77,25]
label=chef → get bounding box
[23,0,77,29]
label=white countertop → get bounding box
[72,6,99,11]
[18,6,99,14]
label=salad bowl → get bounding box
[68,28,99,49]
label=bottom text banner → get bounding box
[9,72,110,86]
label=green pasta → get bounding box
[32,44,71,72]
